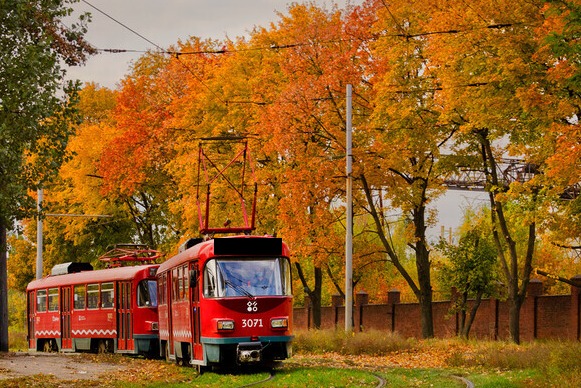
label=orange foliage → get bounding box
[36,0,581,305]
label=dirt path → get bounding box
[0,352,125,382]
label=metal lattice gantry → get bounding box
[442,157,580,199]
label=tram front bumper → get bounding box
[237,342,262,363]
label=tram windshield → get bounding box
[203,258,292,298]
[137,279,158,307]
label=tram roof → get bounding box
[26,264,159,290]
[158,235,289,273]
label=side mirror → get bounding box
[189,269,198,288]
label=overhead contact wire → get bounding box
[81,0,226,104]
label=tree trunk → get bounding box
[508,285,522,344]
[360,174,434,338]
[0,222,9,352]
[311,266,323,329]
[477,129,536,344]
[417,264,434,338]
[461,290,484,339]
[458,292,468,336]
[295,262,323,329]
[414,204,434,339]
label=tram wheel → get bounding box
[164,342,171,363]
[43,339,55,352]
[97,339,111,354]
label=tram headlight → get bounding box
[270,317,288,329]
[217,319,235,331]
[147,321,159,331]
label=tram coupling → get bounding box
[237,342,263,363]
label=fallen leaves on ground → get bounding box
[290,342,475,371]
[99,358,191,385]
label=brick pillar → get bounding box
[526,278,543,340]
[356,291,369,306]
[332,294,343,327]
[571,275,581,341]
[387,289,400,332]
[355,291,368,332]
[387,289,400,304]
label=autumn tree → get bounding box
[0,0,94,351]
[37,83,141,271]
[352,0,456,338]
[248,2,369,327]
[6,233,36,292]
[159,37,249,243]
[524,0,581,253]
[423,0,550,343]
[98,52,183,252]
[437,210,498,338]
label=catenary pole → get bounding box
[345,84,353,332]
[36,188,43,280]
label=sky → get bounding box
[64,0,489,240]
[66,0,361,89]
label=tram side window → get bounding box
[87,284,99,309]
[36,289,47,312]
[181,266,188,300]
[48,288,59,311]
[172,268,179,301]
[158,274,166,305]
[178,266,185,300]
[204,260,217,297]
[101,282,114,308]
[74,285,86,309]
[137,280,158,307]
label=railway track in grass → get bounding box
[232,365,474,388]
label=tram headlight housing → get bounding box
[270,317,288,329]
[217,319,235,331]
[147,321,159,331]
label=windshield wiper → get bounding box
[224,279,254,298]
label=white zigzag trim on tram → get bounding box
[71,329,117,336]
[172,330,192,339]
[35,330,61,336]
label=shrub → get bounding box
[293,329,414,355]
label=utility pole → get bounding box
[0,222,8,352]
[345,84,353,332]
[36,188,43,280]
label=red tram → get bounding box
[26,261,160,356]
[157,235,293,371]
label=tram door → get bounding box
[60,286,73,350]
[117,281,133,351]
[190,263,202,360]
[27,292,35,349]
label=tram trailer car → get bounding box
[26,262,160,356]
[157,235,293,370]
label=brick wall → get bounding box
[294,276,581,341]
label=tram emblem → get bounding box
[247,301,258,312]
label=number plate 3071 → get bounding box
[242,318,263,328]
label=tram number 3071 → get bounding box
[242,318,263,328]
